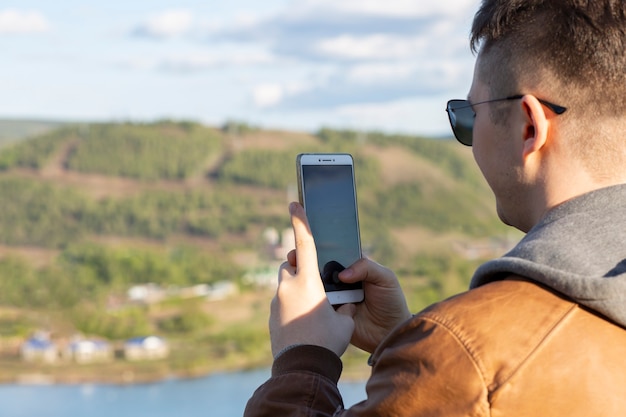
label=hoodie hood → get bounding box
[471,184,626,328]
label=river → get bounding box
[0,369,367,416]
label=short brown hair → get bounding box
[470,0,626,118]
[470,0,626,177]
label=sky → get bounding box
[0,0,481,136]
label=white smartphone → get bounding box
[296,153,365,305]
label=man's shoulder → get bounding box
[423,277,574,325]
[401,279,626,412]
[368,278,579,406]
[413,278,577,383]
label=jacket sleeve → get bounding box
[245,315,489,417]
[244,344,345,417]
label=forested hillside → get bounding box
[0,120,516,382]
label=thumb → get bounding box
[336,303,357,318]
[339,258,396,288]
[289,202,319,275]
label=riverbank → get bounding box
[0,354,270,385]
[0,344,371,385]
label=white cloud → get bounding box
[0,9,50,34]
[338,99,418,120]
[314,34,429,61]
[253,84,284,108]
[119,1,478,115]
[205,0,476,65]
[0,1,483,136]
[248,51,473,111]
[234,0,477,110]
[252,82,312,108]
[119,57,156,71]
[346,63,418,84]
[135,9,194,38]
[292,0,478,18]
[159,51,276,72]
[232,12,263,29]
[336,98,451,135]
[117,49,278,73]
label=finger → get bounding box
[338,257,396,287]
[287,249,297,267]
[289,202,319,274]
[336,303,357,318]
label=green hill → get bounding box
[0,120,516,382]
[0,120,506,249]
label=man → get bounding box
[245,0,626,415]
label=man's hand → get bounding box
[337,259,411,353]
[269,202,355,358]
[283,205,412,354]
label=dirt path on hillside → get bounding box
[28,136,220,199]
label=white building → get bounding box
[64,338,113,364]
[21,335,58,364]
[124,336,169,361]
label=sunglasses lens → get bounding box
[446,101,474,146]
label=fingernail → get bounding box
[289,202,297,213]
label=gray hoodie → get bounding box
[471,184,626,328]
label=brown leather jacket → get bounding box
[245,278,626,416]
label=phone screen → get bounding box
[301,164,362,292]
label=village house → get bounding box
[64,338,113,364]
[124,336,169,361]
[20,333,58,364]
[127,282,238,304]
[127,283,167,304]
[206,281,238,301]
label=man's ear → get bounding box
[520,95,550,159]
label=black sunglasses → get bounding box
[445,95,568,146]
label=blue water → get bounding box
[0,369,366,417]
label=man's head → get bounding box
[471,0,625,116]
[466,0,626,230]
